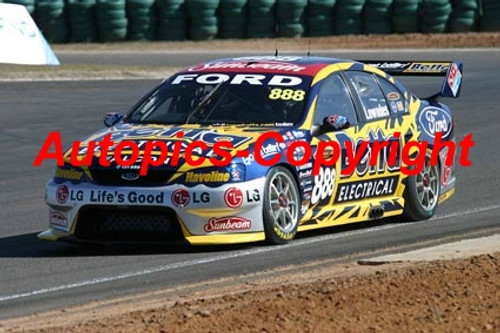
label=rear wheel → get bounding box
[263,166,300,244]
[403,153,440,221]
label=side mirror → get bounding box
[103,112,124,127]
[312,115,350,136]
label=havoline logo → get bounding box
[185,171,230,183]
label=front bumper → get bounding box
[40,178,266,245]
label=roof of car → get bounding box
[183,56,360,77]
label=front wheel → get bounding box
[263,166,300,245]
[403,153,440,221]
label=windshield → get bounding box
[127,72,311,126]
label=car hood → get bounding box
[60,123,308,185]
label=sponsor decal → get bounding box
[297,162,312,171]
[337,129,402,178]
[172,73,303,87]
[283,131,295,140]
[442,164,452,186]
[298,169,312,178]
[292,130,305,138]
[91,190,164,204]
[185,171,230,183]
[234,56,302,62]
[242,153,254,165]
[56,185,69,204]
[397,101,404,112]
[365,104,389,120]
[188,61,306,72]
[335,176,398,203]
[260,142,281,159]
[405,62,449,73]
[419,107,452,138]
[246,189,260,203]
[327,114,347,128]
[230,168,241,181]
[121,172,139,181]
[311,167,336,205]
[204,216,252,232]
[49,211,67,227]
[293,145,306,161]
[171,189,190,207]
[193,192,210,203]
[228,164,245,181]
[224,187,243,208]
[368,62,410,70]
[387,92,401,101]
[447,63,462,96]
[390,101,398,113]
[54,168,83,181]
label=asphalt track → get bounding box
[0,49,499,320]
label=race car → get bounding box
[38,55,461,245]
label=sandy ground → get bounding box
[3,252,498,333]
[1,32,500,82]
[52,32,500,51]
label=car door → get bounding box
[338,70,413,208]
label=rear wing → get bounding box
[359,60,463,100]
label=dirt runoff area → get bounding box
[2,252,497,333]
[53,32,500,51]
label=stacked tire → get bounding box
[334,0,365,35]
[307,0,335,37]
[392,0,420,33]
[185,0,219,40]
[126,0,156,40]
[363,0,393,34]
[480,0,500,32]
[247,0,276,38]
[219,0,247,39]
[4,0,35,14]
[96,0,128,42]
[421,0,452,33]
[35,0,68,43]
[66,0,98,42]
[157,0,186,41]
[277,0,307,37]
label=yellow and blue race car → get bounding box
[39,55,461,245]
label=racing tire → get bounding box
[403,153,440,221]
[263,166,300,245]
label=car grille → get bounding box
[90,169,175,186]
[75,205,183,241]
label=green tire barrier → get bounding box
[157,0,186,41]
[35,0,68,43]
[307,0,335,37]
[480,0,500,32]
[247,0,276,38]
[421,0,452,33]
[334,0,365,35]
[10,0,500,43]
[66,0,98,42]
[219,0,247,39]
[363,0,393,34]
[392,0,420,33]
[126,0,156,40]
[277,0,307,37]
[449,0,477,32]
[185,0,219,40]
[96,0,128,42]
[4,0,35,14]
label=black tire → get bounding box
[263,166,300,245]
[403,153,440,221]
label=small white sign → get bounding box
[0,3,59,65]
